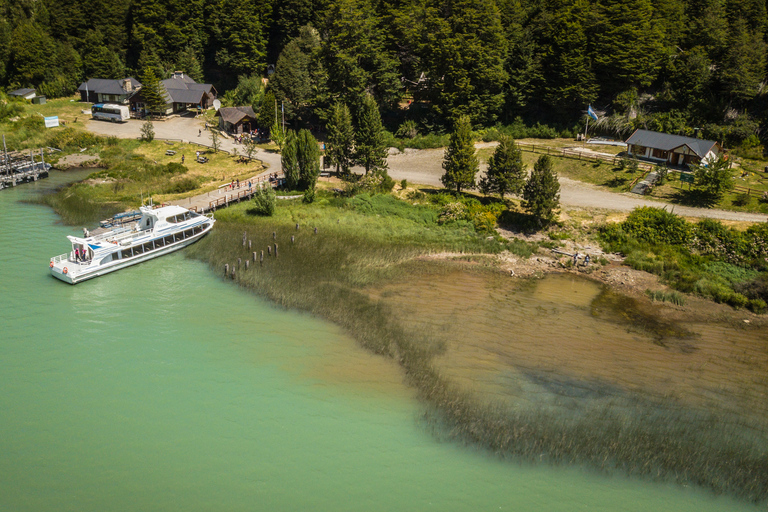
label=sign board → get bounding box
[44,116,59,128]
[680,173,695,184]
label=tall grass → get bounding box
[188,200,768,505]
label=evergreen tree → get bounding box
[479,135,526,199]
[441,115,478,193]
[282,130,300,188]
[270,27,322,122]
[139,67,167,114]
[412,0,508,126]
[354,94,388,174]
[296,129,321,191]
[175,46,204,82]
[321,0,400,111]
[7,22,56,86]
[259,91,277,130]
[326,101,354,174]
[717,19,767,102]
[533,0,597,116]
[591,0,665,97]
[523,154,560,226]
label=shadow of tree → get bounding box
[669,188,718,208]
[498,209,551,233]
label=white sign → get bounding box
[44,116,59,128]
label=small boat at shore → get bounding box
[50,204,215,284]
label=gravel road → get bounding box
[85,118,767,223]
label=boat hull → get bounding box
[51,224,211,284]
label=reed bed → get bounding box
[191,200,767,504]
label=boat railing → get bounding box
[51,252,71,264]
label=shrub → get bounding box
[622,207,691,245]
[248,186,276,216]
[162,176,199,194]
[732,193,751,207]
[47,128,102,149]
[439,202,467,224]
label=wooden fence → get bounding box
[515,142,656,172]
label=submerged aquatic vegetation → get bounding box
[188,198,768,505]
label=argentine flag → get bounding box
[587,105,598,121]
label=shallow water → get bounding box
[0,172,762,511]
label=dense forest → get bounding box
[2,0,768,149]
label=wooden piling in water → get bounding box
[314,227,318,234]
[237,257,241,268]
[291,235,294,244]
[230,269,235,279]
[267,246,271,256]
[260,250,264,265]
[245,260,249,270]
[252,251,257,262]
[248,240,252,250]
[273,232,276,240]
[274,243,278,258]
[224,263,229,276]
[296,223,299,230]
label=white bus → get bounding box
[91,103,130,122]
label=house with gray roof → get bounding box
[215,106,257,134]
[8,88,37,100]
[625,129,722,167]
[130,71,216,116]
[78,78,141,104]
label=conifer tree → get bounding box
[441,115,478,193]
[259,91,277,131]
[282,130,300,189]
[296,129,320,191]
[354,94,388,174]
[326,101,354,175]
[139,67,167,114]
[175,46,204,83]
[523,155,560,226]
[479,135,526,199]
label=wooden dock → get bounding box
[167,171,286,214]
[1,145,55,190]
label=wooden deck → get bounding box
[166,170,284,214]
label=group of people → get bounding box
[74,247,89,263]
[572,252,590,267]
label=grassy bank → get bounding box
[185,194,767,505]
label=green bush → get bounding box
[47,127,102,149]
[622,207,691,245]
[248,186,276,216]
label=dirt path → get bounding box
[387,145,768,223]
[84,119,767,222]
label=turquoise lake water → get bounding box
[0,171,760,511]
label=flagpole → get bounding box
[583,115,589,147]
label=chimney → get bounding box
[174,71,184,79]
[123,79,132,92]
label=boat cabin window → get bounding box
[164,235,174,245]
[143,217,154,229]
[143,241,154,252]
[155,238,164,248]
[100,253,115,265]
[184,229,194,238]
[166,214,185,223]
[121,248,132,259]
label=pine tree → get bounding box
[523,155,560,226]
[326,101,354,174]
[479,135,526,199]
[139,67,167,114]
[282,130,300,189]
[441,115,478,193]
[354,94,388,174]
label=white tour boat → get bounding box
[50,204,215,284]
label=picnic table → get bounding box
[197,156,208,164]
[165,150,177,156]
